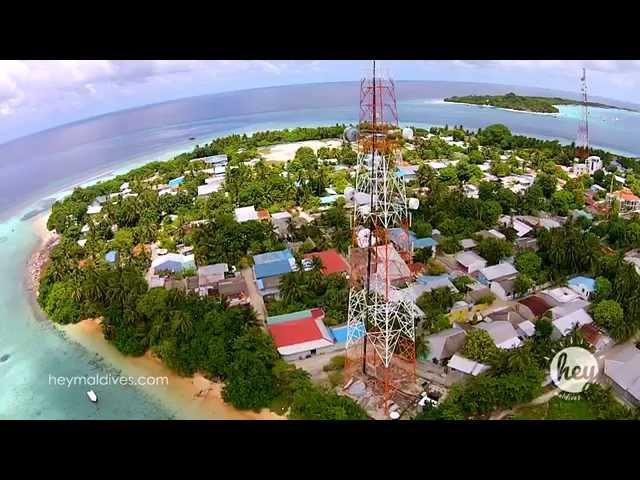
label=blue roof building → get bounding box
[319,194,340,205]
[388,228,437,252]
[567,276,596,299]
[168,176,185,189]
[105,250,117,264]
[253,249,297,298]
[395,165,419,182]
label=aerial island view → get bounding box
[1,60,640,421]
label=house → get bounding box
[476,229,506,241]
[423,327,467,363]
[197,183,221,197]
[396,165,419,183]
[517,295,553,321]
[266,308,337,360]
[455,251,487,274]
[478,263,518,285]
[579,324,613,352]
[151,253,196,274]
[604,345,640,406]
[303,249,350,276]
[271,211,292,237]
[486,308,533,338]
[499,215,532,238]
[463,184,479,199]
[476,321,523,349]
[490,277,516,301]
[87,203,102,215]
[567,276,595,300]
[459,238,477,250]
[389,228,437,255]
[253,249,297,298]
[607,188,640,211]
[197,263,229,289]
[105,250,117,264]
[447,353,490,377]
[624,250,640,275]
[200,154,228,165]
[415,274,458,293]
[234,205,259,223]
[551,308,593,339]
[590,184,607,194]
[168,176,185,189]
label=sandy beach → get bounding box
[258,139,342,162]
[29,212,283,420]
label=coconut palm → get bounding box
[172,310,193,337]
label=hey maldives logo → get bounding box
[549,347,599,394]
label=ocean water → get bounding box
[1,81,639,419]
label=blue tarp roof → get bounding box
[319,194,339,205]
[253,249,293,265]
[414,237,438,249]
[254,260,293,279]
[568,276,595,291]
[395,166,419,178]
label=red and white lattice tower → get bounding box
[344,61,417,416]
[576,67,590,160]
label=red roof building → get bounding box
[304,249,350,276]
[517,295,552,319]
[267,309,335,358]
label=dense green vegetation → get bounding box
[39,125,369,419]
[444,92,630,114]
[511,384,639,420]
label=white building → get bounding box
[551,308,593,339]
[234,206,259,223]
[455,251,487,274]
[476,321,523,349]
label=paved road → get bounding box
[241,267,267,325]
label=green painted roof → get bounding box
[267,309,314,325]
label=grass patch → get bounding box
[511,403,548,420]
[511,396,597,420]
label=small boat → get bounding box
[189,137,196,140]
[86,390,98,403]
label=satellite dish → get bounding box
[389,411,400,420]
[408,198,420,210]
[343,126,358,143]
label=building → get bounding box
[607,188,640,211]
[197,183,221,197]
[567,276,595,300]
[499,215,533,238]
[459,238,477,250]
[197,263,229,289]
[303,249,350,276]
[87,203,102,215]
[389,228,437,255]
[478,263,518,285]
[396,165,419,183]
[604,345,640,406]
[271,211,292,237]
[402,127,414,140]
[267,308,337,361]
[423,327,467,363]
[415,274,458,293]
[168,176,185,189]
[476,321,523,349]
[517,295,552,321]
[151,253,195,274]
[234,206,259,223]
[551,308,593,339]
[476,229,506,241]
[447,353,490,377]
[579,324,613,352]
[455,251,487,274]
[586,155,603,174]
[490,277,516,301]
[198,154,228,165]
[253,249,297,298]
[624,250,640,275]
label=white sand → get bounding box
[259,139,342,162]
[63,319,285,420]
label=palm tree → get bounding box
[280,271,306,305]
[171,310,193,337]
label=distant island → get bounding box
[444,92,636,114]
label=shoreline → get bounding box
[445,100,559,116]
[27,211,284,420]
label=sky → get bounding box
[1,60,640,144]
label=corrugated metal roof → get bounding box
[254,260,293,279]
